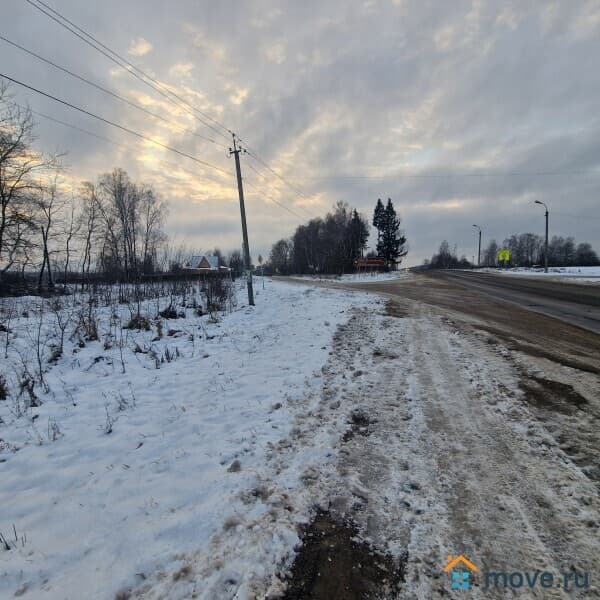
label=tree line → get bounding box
[0,83,254,293]
[268,198,407,275]
[428,233,599,269]
[481,233,599,267]
[0,83,171,290]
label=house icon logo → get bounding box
[444,554,478,590]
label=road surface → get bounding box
[324,271,600,375]
[275,272,599,597]
[425,270,600,334]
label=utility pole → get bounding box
[534,200,549,273]
[229,134,254,306]
[472,224,482,267]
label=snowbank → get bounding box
[292,270,409,283]
[480,266,600,282]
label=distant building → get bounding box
[183,255,229,273]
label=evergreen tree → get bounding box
[376,198,407,269]
[372,198,385,246]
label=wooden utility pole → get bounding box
[229,134,254,306]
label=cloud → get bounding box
[4,0,600,265]
[128,37,153,57]
[229,88,248,105]
[169,63,194,78]
[265,43,287,64]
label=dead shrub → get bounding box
[159,305,183,319]
[201,276,233,314]
[124,314,151,331]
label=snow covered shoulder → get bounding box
[0,279,377,600]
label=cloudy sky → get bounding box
[3,0,600,265]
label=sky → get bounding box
[2,0,600,266]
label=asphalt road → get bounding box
[309,271,600,374]
[426,270,600,334]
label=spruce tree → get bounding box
[372,198,385,246]
[376,198,407,269]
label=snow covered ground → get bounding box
[480,266,600,282]
[2,276,599,599]
[0,279,378,599]
[291,270,409,283]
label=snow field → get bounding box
[0,279,378,599]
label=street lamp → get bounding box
[534,200,549,273]
[472,224,482,267]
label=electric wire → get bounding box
[283,170,600,180]
[14,101,227,185]
[20,0,600,221]
[0,73,229,175]
[10,101,306,219]
[244,162,317,219]
[0,34,228,149]
[23,0,232,142]
[243,178,306,220]
[30,0,233,138]
[24,0,318,210]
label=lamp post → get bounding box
[472,224,482,267]
[534,200,549,273]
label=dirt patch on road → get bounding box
[493,335,600,375]
[518,375,600,484]
[384,300,410,318]
[519,376,588,414]
[282,512,405,600]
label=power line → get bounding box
[23,0,320,209]
[23,0,232,142]
[14,91,600,227]
[26,0,324,206]
[0,34,227,149]
[243,178,307,220]
[244,161,316,219]
[243,145,316,204]
[18,101,124,147]
[11,100,308,221]
[283,169,600,180]
[0,72,229,175]
[32,0,233,138]
[12,100,234,191]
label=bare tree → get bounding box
[96,169,167,280]
[97,168,132,278]
[139,186,167,275]
[79,181,101,287]
[33,166,66,290]
[0,83,48,282]
[61,191,81,285]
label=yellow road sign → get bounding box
[497,248,511,262]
